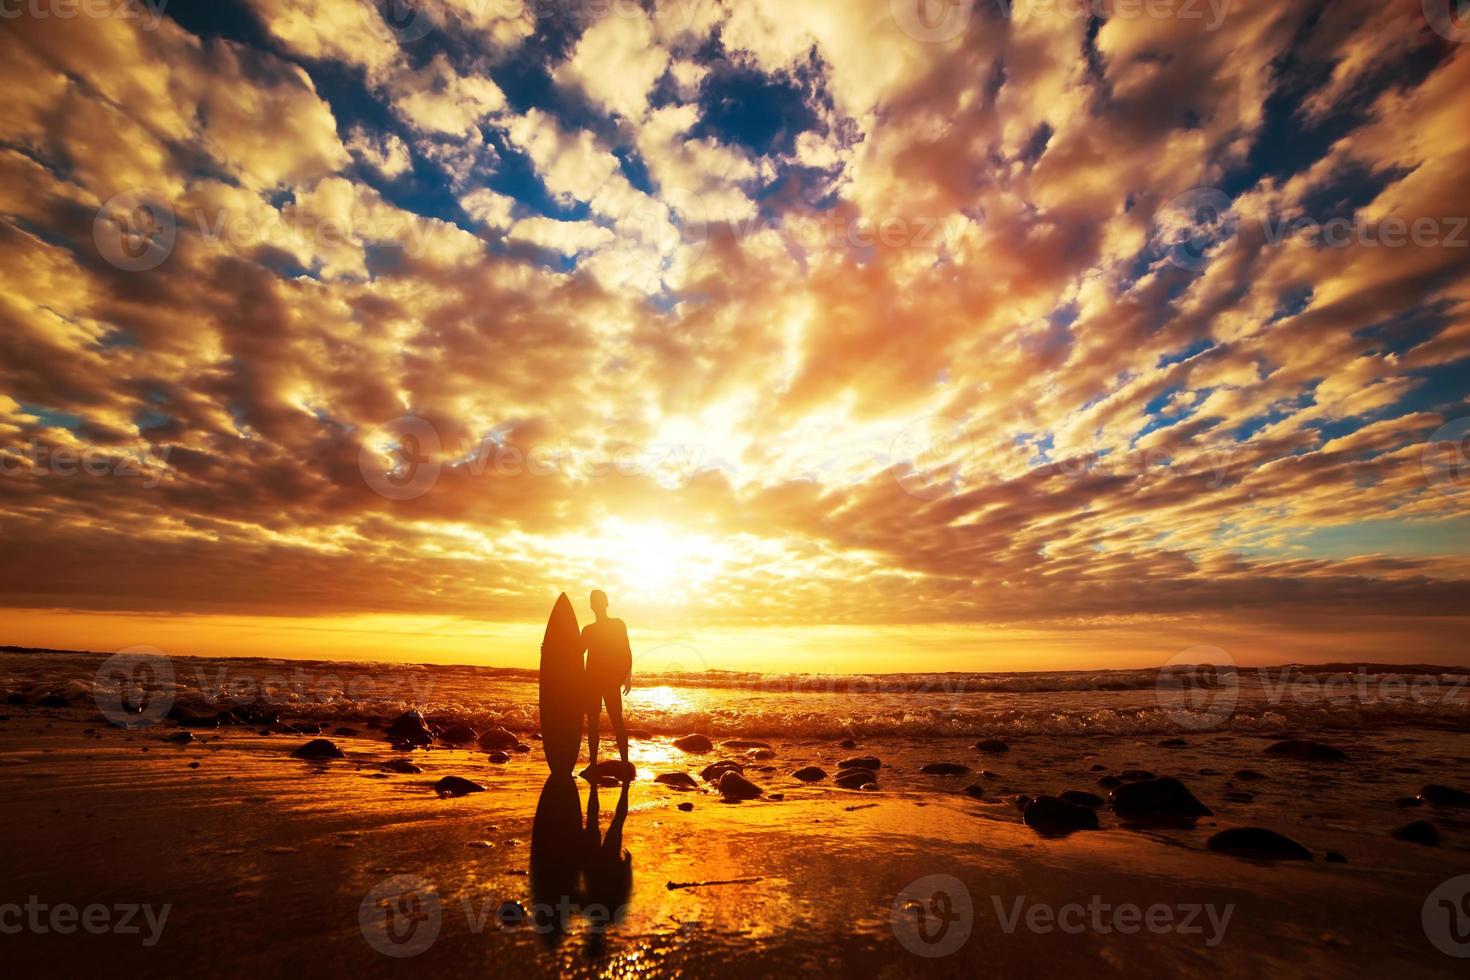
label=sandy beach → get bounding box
[3,683,1468,977]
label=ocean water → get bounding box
[4,649,1468,740]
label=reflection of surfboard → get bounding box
[539,593,583,774]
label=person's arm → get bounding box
[620,622,632,695]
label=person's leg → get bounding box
[604,685,628,763]
[586,693,601,769]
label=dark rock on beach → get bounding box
[1265,739,1347,762]
[835,768,878,789]
[1391,820,1439,846]
[962,785,985,800]
[700,760,744,783]
[434,776,487,798]
[838,756,881,770]
[747,748,776,760]
[677,802,694,812]
[673,734,714,752]
[477,727,518,750]
[1097,775,1121,789]
[1419,784,1470,807]
[485,751,511,764]
[1233,769,1267,781]
[1110,777,1212,823]
[1023,795,1099,836]
[792,766,827,782]
[333,727,360,737]
[839,738,857,749]
[1223,791,1255,803]
[582,760,636,782]
[291,739,345,760]
[439,723,478,745]
[717,771,763,800]
[164,731,194,744]
[723,739,772,749]
[920,763,972,776]
[381,759,423,774]
[655,772,699,790]
[1011,795,1032,810]
[975,739,1009,754]
[1059,790,1104,809]
[1325,851,1347,863]
[387,710,433,746]
[1207,828,1312,861]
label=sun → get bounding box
[560,519,727,604]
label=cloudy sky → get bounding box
[1,0,1467,671]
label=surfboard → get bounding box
[538,592,584,774]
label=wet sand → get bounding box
[3,704,1469,976]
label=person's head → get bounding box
[590,590,609,616]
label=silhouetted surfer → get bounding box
[582,589,632,771]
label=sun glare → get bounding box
[553,519,730,605]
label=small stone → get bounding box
[381,759,422,774]
[920,762,972,776]
[1324,851,1347,863]
[434,776,487,798]
[677,802,693,812]
[1391,820,1439,846]
[477,727,518,750]
[837,756,881,770]
[439,723,478,744]
[1207,828,1312,861]
[723,740,772,749]
[673,734,714,752]
[792,766,827,782]
[834,767,877,789]
[1159,738,1188,748]
[486,751,511,764]
[717,771,763,800]
[700,760,744,782]
[165,731,194,745]
[839,738,857,749]
[1264,739,1347,762]
[1023,795,1099,836]
[1110,776,1212,822]
[975,739,1009,754]
[386,710,433,746]
[291,739,345,760]
[1097,775,1121,789]
[1419,784,1470,807]
[655,772,698,790]
[962,785,985,800]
